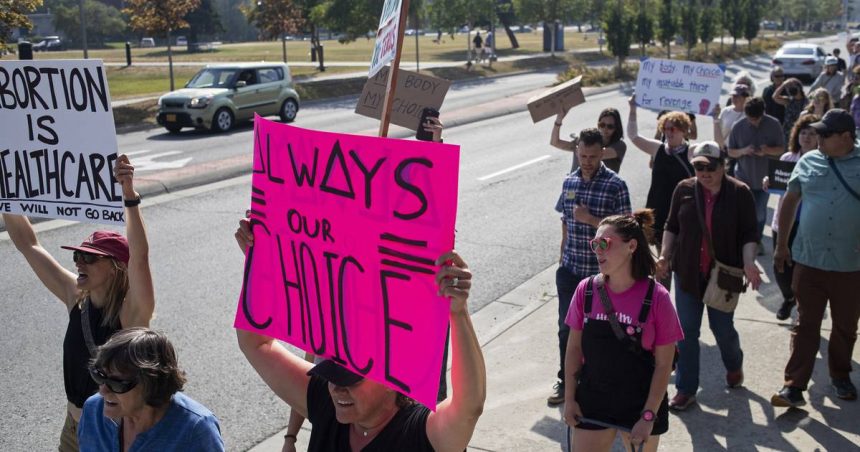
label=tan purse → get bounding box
[694,184,747,313]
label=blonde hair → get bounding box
[657,111,692,138]
[805,88,833,114]
[77,259,128,328]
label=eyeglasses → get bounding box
[89,367,138,394]
[597,122,616,130]
[589,237,613,252]
[73,251,102,265]
[693,161,720,172]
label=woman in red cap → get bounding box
[2,154,154,452]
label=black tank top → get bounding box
[646,144,693,233]
[63,301,119,408]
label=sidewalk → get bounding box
[249,225,860,451]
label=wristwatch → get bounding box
[641,409,656,422]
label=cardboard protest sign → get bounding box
[527,76,585,123]
[355,67,451,130]
[369,0,403,77]
[0,59,123,225]
[235,116,460,409]
[767,159,796,193]
[634,58,724,116]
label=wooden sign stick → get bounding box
[378,0,411,137]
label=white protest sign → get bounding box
[369,0,402,78]
[635,58,724,116]
[0,59,124,225]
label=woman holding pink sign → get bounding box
[235,218,486,452]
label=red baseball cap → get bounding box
[61,231,129,264]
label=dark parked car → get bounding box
[33,36,64,52]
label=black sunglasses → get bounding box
[693,161,720,172]
[73,251,102,265]
[89,367,138,394]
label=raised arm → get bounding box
[551,110,576,151]
[116,155,154,328]
[427,250,486,452]
[627,96,662,156]
[2,213,78,308]
[772,80,790,106]
[234,217,314,416]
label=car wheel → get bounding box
[280,99,299,123]
[212,108,234,132]
[165,124,182,134]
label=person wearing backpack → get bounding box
[563,210,683,452]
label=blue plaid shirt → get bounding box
[556,164,632,275]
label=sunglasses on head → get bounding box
[598,122,616,130]
[589,237,613,252]
[73,251,102,265]
[89,367,138,394]
[693,160,720,172]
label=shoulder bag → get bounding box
[694,183,747,313]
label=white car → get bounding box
[771,43,827,82]
[176,36,188,46]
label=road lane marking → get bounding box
[477,155,551,181]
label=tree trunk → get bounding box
[666,42,671,59]
[720,34,723,54]
[732,36,737,52]
[281,33,288,63]
[503,24,519,49]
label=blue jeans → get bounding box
[674,275,744,395]
[556,266,588,381]
[751,189,769,242]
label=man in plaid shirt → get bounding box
[547,128,632,405]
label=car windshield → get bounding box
[781,47,814,56]
[186,68,240,88]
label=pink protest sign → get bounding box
[235,116,460,409]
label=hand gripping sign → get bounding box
[0,59,123,225]
[634,58,725,116]
[235,116,460,409]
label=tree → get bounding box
[184,0,223,50]
[52,0,125,48]
[124,0,201,91]
[657,0,676,58]
[243,0,303,63]
[604,0,634,73]
[741,0,760,49]
[678,0,698,59]
[0,0,42,52]
[699,3,717,54]
[634,1,655,57]
[426,0,493,62]
[723,0,743,51]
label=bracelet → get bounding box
[554,122,562,126]
[284,433,298,441]
[124,196,141,208]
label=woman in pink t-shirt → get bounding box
[563,210,683,452]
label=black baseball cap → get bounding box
[810,109,856,135]
[307,360,364,387]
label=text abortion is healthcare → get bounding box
[0,60,123,225]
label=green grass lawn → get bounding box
[30,29,603,64]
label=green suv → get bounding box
[156,63,300,133]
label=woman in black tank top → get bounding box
[2,154,155,452]
[627,96,721,288]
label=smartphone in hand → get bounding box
[415,107,440,142]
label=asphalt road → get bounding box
[0,32,844,451]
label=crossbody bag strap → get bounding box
[80,297,98,358]
[828,157,860,202]
[671,146,694,178]
[637,278,656,324]
[594,276,627,341]
[693,183,717,267]
[585,276,594,314]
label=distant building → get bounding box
[11,13,60,41]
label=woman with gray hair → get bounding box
[77,328,224,451]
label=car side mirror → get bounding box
[235,80,247,89]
